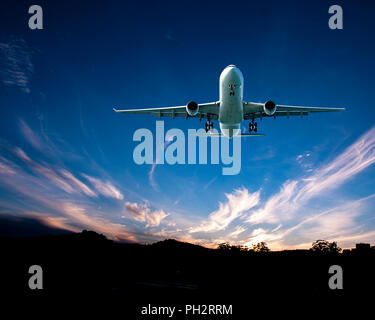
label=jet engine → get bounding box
[263,100,277,116]
[186,101,199,116]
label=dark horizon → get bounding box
[2,227,374,305]
[2,213,374,253]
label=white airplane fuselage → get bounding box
[218,65,244,137]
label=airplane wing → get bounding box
[243,102,345,120]
[113,102,220,120]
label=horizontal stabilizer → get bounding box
[196,132,265,137]
[240,133,265,136]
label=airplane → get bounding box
[113,65,345,138]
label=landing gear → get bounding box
[205,120,213,133]
[249,119,257,133]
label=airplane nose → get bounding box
[226,66,242,78]
[220,65,243,83]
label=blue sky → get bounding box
[0,0,375,249]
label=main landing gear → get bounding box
[205,120,213,133]
[249,119,258,133]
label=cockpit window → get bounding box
[229,84,235,90]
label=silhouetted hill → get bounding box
[0,214,72,237]
[151,238,208,251]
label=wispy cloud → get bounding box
[59,169,97,197]
[13,146,95,197]
[146,210,169,228]
[82,174,123,200]
[247,125,375,226]
[0,155,18,175]
[18,118,83,163]
[0,39,34,93]
[34,165,78,194]
[0,155,137,241]
[124,202,147,222]
[124,201,169,227]
[19,119,44,151]
[0,120,137,241]
[148,163,158,189]
[248,194,375,250]
[247,180,298,225]
[190,188,260,233]
[229,225,247,238]
[296,126,375,203]
[203,176,217,191]
[14,147,31,162]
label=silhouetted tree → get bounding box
[232,244,250,252]
[217,242,250,252]
[218,242,232,250]
[251,242,270,253]
[310,240,341,254]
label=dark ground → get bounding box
[1,230,373,317]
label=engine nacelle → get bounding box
[186,101,199,116]
[264,100,277,116]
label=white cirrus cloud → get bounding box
[145,209,169,228]
[59,169,97,198]
[241,193,375,250]
[190,188,260,233]
[229,225,247,238]
[0,153,137,242]
[0,155,18,175]
[82,174,123,200]
[124,201,169,227]
[19,119,44,152]
[14,147,31,162]
[246,125,375,226]
[295,126,375,203]
[124,202,148,222]
[148,163,158,189]
[247,180,298,225]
